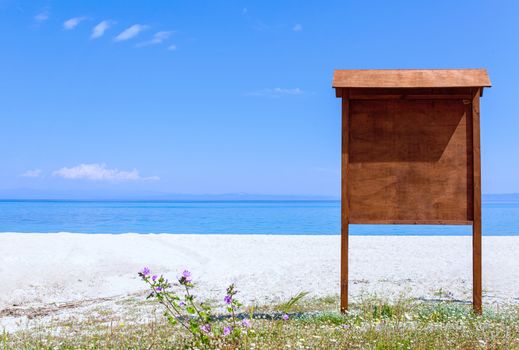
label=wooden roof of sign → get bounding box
[332,69,491,89]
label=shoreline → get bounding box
[2,231,518,236]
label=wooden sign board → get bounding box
[333,69,491,313]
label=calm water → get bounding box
[0,200,518,235]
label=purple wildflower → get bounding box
[152,275,157,282]
[224,295,232,304]
[140,267,151,277]
[155,286,162,292]
[282,313,289,321]
[201,324,211,333]
[242,319,251,328]
[179,301,186,307]
[182,270,192,282]
[223,326,232,336]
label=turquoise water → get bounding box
[0,200,518,235]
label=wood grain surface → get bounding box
[347,98,473,223]
[333,69,491,88]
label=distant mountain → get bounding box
[1,188,515,202]
[0,188,339,201]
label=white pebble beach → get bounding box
[1,233,518,330]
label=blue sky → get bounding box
[0,0,518,198]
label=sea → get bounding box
[0,198,518,235]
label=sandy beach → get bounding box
[1,234,518,329]
[2,233,518,304]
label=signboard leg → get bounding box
[341,97,349,313]
[341,223,349,312]
[473,223,482,314]
[472,90,482,315]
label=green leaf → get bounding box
[189,320,200,335]
[277,291,309,313]
[166,314,177,325]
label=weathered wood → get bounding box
[349,219,473,225]
[333,69,491,89]
[341,94,350,313]
[350,94,473,100]
[348,99,473,223]
[348,87,474,96]
[472,89,482,314]
[347,87,474,101]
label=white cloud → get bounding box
[63,17,86,30]
[252,21,271,32]
[245,88,304,97]
[293,24,303,32]
[20,169,42,178]
[91,20,112,39]
[34,10,49,22]
[53,163,159,181]
[150,31,172,44]
[167,44,177,51]
[136,31,173,47]
[114,24,149,42]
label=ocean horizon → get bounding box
[1,198,518,235]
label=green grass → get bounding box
[2,296,519,349]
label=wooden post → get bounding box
[472,89,482,314]
[341,93,350,313]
